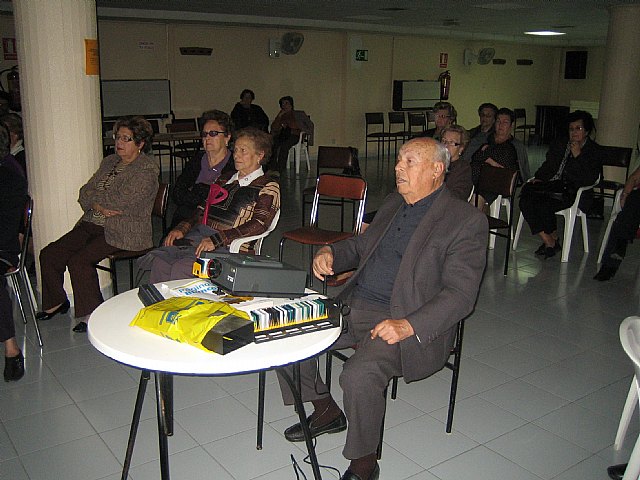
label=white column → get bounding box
[14,0,103,297]
[597,4,640,180]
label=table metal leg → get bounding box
[278,364,322,480]
[256,371,266,450]
[122,370,150,480]
[154,372,174,480]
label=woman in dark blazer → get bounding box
[519,110,601,258]
[36,116,159,332]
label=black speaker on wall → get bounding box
[565,51,588,79]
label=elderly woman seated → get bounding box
[37,116,159,332]
[519,110,601,259]
[470,107,519,211]
[144,127,280,283]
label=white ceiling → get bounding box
[92,0,640,46]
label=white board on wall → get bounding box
[101,79,171,119]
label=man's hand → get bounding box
[195,237,215,257]
[370,319,415,345]
[163,229,184,247]
[312,246,334,280]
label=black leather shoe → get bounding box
[284,411,347,442]
[607,463,626,480]
[340,463,380,480]
[72,321,88,333]
[36,299,70,321]
[534,243,547,255]
[4,351,24,382]
[594,265,618,281]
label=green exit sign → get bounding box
[355,49,368,61]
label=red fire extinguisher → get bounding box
[7,66,20,112]
[438,70,451,101]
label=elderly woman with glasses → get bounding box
[36,116,159,332]
[440,125,473,201]
[171,110,236,228]
[423,101,457,141]
[519,110,601,259]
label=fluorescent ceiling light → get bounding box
[525,31,566,36]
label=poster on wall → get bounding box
[3,38,17,61]
[439,52,448,68]
[85,39,99,76]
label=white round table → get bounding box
[88,280,341,480]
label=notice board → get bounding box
[101,79,171,119]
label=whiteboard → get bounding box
[101,79,171,119]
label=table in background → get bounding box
[88,280,341,480]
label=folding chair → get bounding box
[4,196,42,346]
[280,173,367,293]
[301,146,360,228]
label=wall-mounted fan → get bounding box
[463,47,496,66]
[281,32,304,55]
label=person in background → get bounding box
[594,164,640,281]
[470,107,518,211]
[440,125,473,201]
[36,116,159,332]
[468,102,498,139]
[423,101,456,141]
[0,113,25,177]
[518,110,601,259]
[230,89,269,132]
[170,110,236,228]
[268,95,313,175]
[0,123,26,381]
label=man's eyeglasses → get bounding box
[435,114,451,119]
[201,130,227,138]
[569,126,585,132]
[441,140,461,147]
[113,134,134,142]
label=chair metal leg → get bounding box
[377,386,388,460]
[390,376,398,400]
[446,321,465,433]
[325,351,333,393]
[20,270,42,346]
[110,257,119,296]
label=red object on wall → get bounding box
[438,70,451,100]
[439,52,448,68]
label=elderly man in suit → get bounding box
[278,137,488,480]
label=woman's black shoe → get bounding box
[4,351,24,382]
[35,299,70,321]
[72,321,88,333]
[594,265,618,281]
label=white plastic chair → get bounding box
[598,188,624,264]
[513,176,600,262]
[287,132,310,175]
[614,316,640,480]
[229,210,280,254]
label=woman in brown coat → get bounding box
[36,116,159,332]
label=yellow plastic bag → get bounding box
[130,297,250,353]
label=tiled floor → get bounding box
[1,147,639,479]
